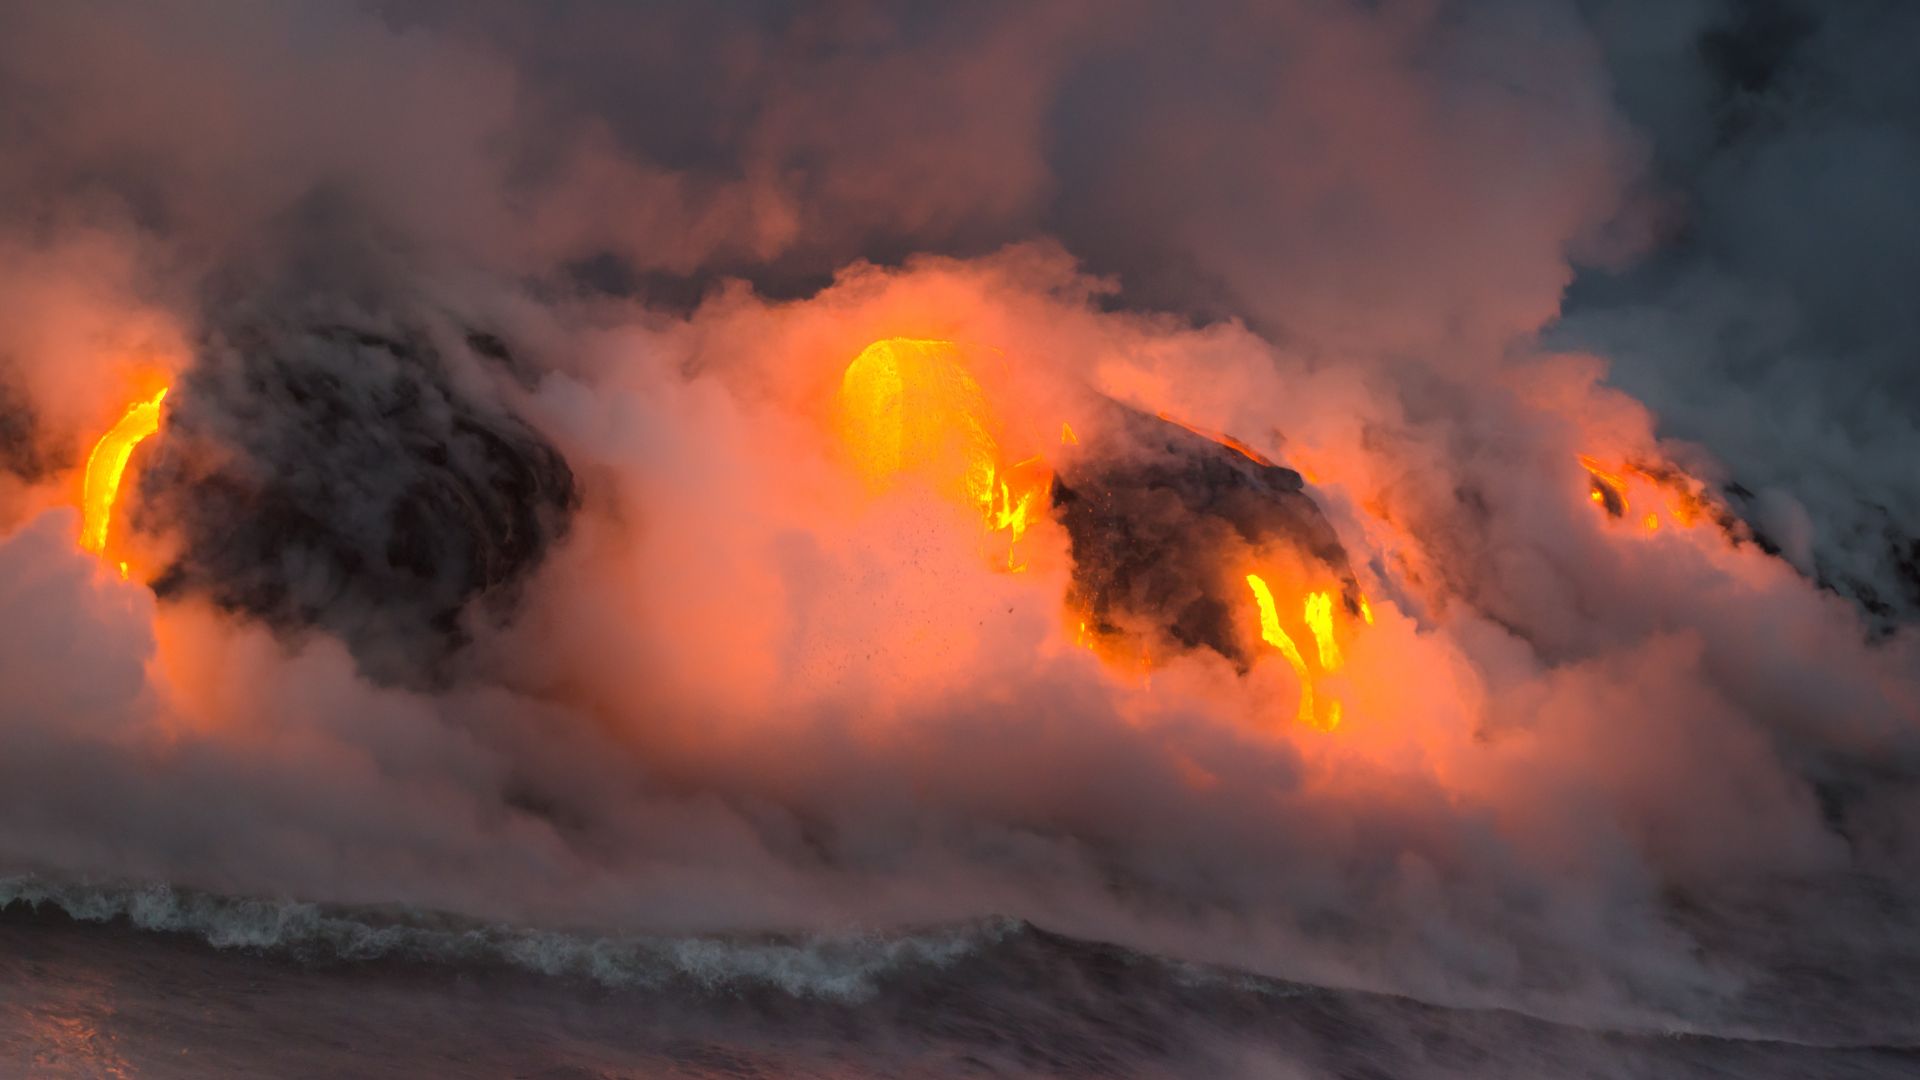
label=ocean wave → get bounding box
[0,873,1019,1000]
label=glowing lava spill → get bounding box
[1247,572,1315,726]
[837,338,1049,571]
[1578,453,1715,534]
[1155,411,1276,467]
[1247,574,1347,731]
[80,387,167,567]
[838,336,1369,727]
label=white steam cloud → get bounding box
[0,0,1915,1048]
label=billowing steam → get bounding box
[1,0,1918,1048]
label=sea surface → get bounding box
[2,881,1916,1079]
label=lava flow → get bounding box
[1155,411,1277,468]
[837,338,1051,572]
[1578,453,1719,534]
[1247,574,1346,730]
[837,335,1371,731]
[80,385,167,575]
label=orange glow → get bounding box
[80,386,167,561]
[1247,574,1350,730]
[1304,590,1342,670]
[837,338,1051,571]
[1579,453,1716,534]
[1247,572,1315,726]
[839,338,996,499]
[1155,411,1276,467]
[1579,454,1629,518]
[836,339,1369,708]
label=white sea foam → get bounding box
[0,874,1019,1000]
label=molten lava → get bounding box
[80,387,167,567]
[1578,454,1633,521]
[1155,411,1276,467]
[1247,572,1315,726]
[1246,574,1346,730]
[1578,453,1718,534]
[837,336,1369,727]
[837,338,1050,571]
[1303,590,1342,670]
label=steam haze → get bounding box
[1,2,1917,1075]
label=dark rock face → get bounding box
[138,322,575,684]
[1051,402,1355,669]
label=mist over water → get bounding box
[1,2,1918,1075]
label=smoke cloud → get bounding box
[0,0,1916,1048]
[1562,0,1920,622]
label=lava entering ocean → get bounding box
[0,238,1916,1079]
[2,7,1920,1071]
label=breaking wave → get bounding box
[7,873,1920,1080]
[0,873,1015,1000]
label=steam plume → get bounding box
[0,0,1916,1046]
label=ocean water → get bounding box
[3,881,1917,1078]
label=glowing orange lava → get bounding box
[81,386,168,567]
[838,338,1051,571]
[1247,574,1346,730]
[1578,454,1714,534]
[1156,411,1276,467]
[837,337,1370,721]
[1303,590,1342,670]
[1248,572,1315,726]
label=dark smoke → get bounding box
[1562,0,1920,623]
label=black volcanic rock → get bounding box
[1052,402,1356,668]
[137,320,575,684]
